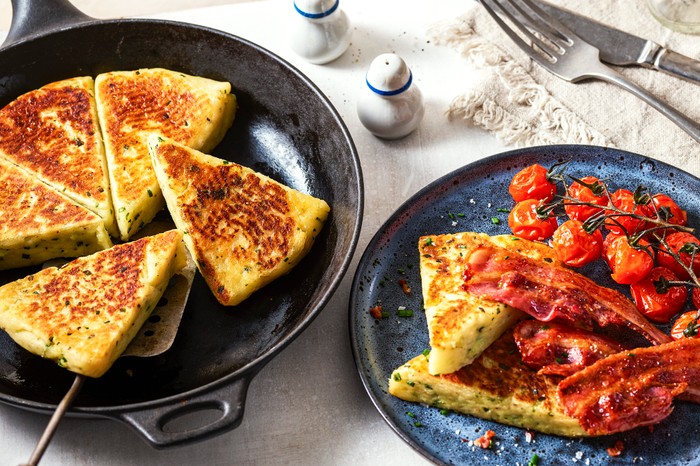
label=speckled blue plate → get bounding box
[349,145,700,466]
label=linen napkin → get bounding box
[428,0,700,177]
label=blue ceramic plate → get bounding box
[349,145,700,465]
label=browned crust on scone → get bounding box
[153,142,295,305]
[0,158,100,236]
[442,330,560,411]
[0,77,109,206]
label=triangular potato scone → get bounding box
[0,76,116,237]
[95,68,237,241]
[419,233,559,375]
[0,229,186,377]
[389,329,588,437]
[0,157,112,271]
[148,135,330,306]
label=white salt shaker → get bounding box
[357,53,424,139]
[290,0,352,64]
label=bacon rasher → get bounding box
[463,245,671,345]
[513,320,627,377]
[558,338,700,435]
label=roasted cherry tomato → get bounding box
[551,219,603,267]
[670,311,700,340]
[629,267,687,323]
[509,164,557,203]
[604,189,649,236]
[508,199,558,241]
[602,234,654,285]
[646,193,687,229]
[564,176,609,222]
[693,287,700,309]
[656,231,700,280]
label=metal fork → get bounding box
[479,0,700,144]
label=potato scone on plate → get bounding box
[0,229,186,377]
[95,68,237,241]
[0,157,112,271]
[388,329,588,437]
[148,135,330,306]
[0,76,116,237]
[419,232,559,375]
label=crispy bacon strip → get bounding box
[513,320,627,377]
[558,338,700,435]
[463,245,671,345]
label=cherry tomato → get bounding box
[602,234,654,285]
[604,189,649,235]
[656,231,700,280]
[564,176,609,222]
[629,267,687,323]
[508,199,558,241]
[551,219,603,267]
[509,164,557,203]
[646,193,687,229]
[670,311,700,340]
[693,287,700,309]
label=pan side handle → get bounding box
[3,0,93,48]
[115,376,252,448]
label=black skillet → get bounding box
[0,0,363,448]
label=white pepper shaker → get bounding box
[357,53,424,139]
[290,0,352,64]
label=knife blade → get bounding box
[532,0,700,83]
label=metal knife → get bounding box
[532,0,700,83]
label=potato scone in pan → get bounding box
[0,229,186,378]
[148,135,330,306]
[0,157,112,271]
[0,76,116,237]
[95,68,237,241]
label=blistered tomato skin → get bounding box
[670,311,700,340]
[657,231,700,280]
[509,164,557,203]
[602,234,654,285]
[564,176,609,222]
[605,189,649,235]
[648,193,688,228]
[508,199,558,241]
[551,219,603,267]
[630,267,688,323]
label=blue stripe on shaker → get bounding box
[366,71,413,97]
[294,0,339,18]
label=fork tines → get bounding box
[479,0,577,63]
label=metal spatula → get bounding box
[20,223,195,466]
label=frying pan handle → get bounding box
[116,375,252,448]
[3,0,93,48]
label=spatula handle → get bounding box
[20,375,85,466]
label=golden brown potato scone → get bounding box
[0,229,186,377]
[0,157,112,270]
[0,76,116,236]
[389,330,588,437]
[148,135,329,306]
[95,68,236,240]
[419,233,559,375]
